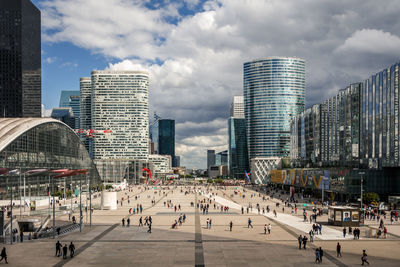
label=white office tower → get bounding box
[230,96,244,118]
[80,77,92,130]
[91,70,149,161]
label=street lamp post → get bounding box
[23,173,26,212]
[79,178,82,232]
[89,177,92,228]
[359,172,365,224]
[52,176,55,239]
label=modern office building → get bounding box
[79,78,92,156]
[158,119,176,166]
[0,118,101,200]
[230,96,245,118]
[148,154,172,179]
[50,107,75,129]
[94,159,150,184]
[59,90,80,129]
[79,78,92,131]
[91,70,149,161]
[59,90,79,107]
[215,150,228,166]
[0,0,41,117]
[243,57,306,159]
[228,117,249,178]
[207,150,215,173]
[288,62,400,199]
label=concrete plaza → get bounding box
[2,185,400,266]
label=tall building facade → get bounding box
[207,149,215,175]
[228,117,249,178]
[59,90,80,129]
[79,78,92,131]
[91,70,149,161]
[158,119,176,166]
[215,150,228,166]
[0,0,41,117]
[50,107,75,129]
[244,57,306,159]
[290,61,400,170]
[230,96,244,118]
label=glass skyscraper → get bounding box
[244,57,306,159]
[291,61,400,170]
[229,117,249,178]
[0,0,41,117]
[59,90,80,129]
[158,119,176,166]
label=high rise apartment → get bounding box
[244,57,305,159]
[0,0,41,117]
[91,70,149,161]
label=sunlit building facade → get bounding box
[91,71,149,161]
[244,57,306,159]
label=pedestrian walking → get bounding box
[315,248,320,263]
[248,218,253,228]
[122,218,125,226]
[62,244,68,259]
[298,235,302,249]
[127,218,130,227]
[147,223,152,233]
[139,216,143,226]
[69,242,75,258]
[0,247,8,264]
[264,224,267,234]
[55,241,62,257]
[361,250,370,265]
[336,242,342,257]
[302,236,308,249]
[319,247,324,262]
[343,227,346,238]
[229,221,233,231]
[268,223,271,234]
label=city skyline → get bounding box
[32,0,400,168]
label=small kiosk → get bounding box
[328,206,360,227]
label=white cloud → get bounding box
[336,29,400,54]
[41,0,400,168]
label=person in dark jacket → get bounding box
[0,247,8,264]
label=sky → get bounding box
[34,0,400,169]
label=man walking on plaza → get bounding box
[62,244,68,259]
[319,247,324,262]
[147,223,152,234]
[361,250,370,265]
[139,216,143,226]
[302,236,308,249]
[298,235,302,249]
[55,241,62,257]
[343,227,346,238]
[229,221,233,231]
[336,242,342,257]
[127,218,130,227]
[268,223,271,234]
[122,218,125,227]
[0,247,8,264]
[69,242,75,258]
[248,218,253,228]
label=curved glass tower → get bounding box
[244,57,305,159]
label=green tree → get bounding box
[207,178,213,183]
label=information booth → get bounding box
[328,206,360,227]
